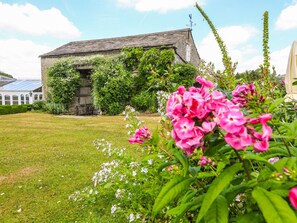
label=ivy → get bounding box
[46,59,80,109]
[46,47,197,115]
[121,47,144,71]
[91,57,134,115]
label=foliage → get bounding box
[47,59,81,109]
[171,63,197,88]
[43,102,66,114]
[121,47,144,71]
[69,106,170,222]
[0,104,30,115]
[136,48,175,92]
[91,57,134,115]
[130,91,157,113]
[235,69,262,83]
[72,4,297,223]
[30,100,46,111]
[0,71,13,78]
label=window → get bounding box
[0,94,2,105]
[12,95,18,105]
[25,94,29,104]
[186,44,191,62]
[39,94,43,100]
[34,94,38,101]
[21,94,25,104]
[5,95,10,105]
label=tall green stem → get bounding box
[234,149,252,180]
[195,3,237,90]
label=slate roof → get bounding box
[0,80,42,92]
[40,28,191,58]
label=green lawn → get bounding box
[0,113,159,222]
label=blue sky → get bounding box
[0,0,297,79]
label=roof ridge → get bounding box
[69,28,191,44]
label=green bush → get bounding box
[0,104,30,115]
[131,91,157,112]
[92,57,133,115]
[47,59,81,109]
[43,102,66,115]
[31,100,46,111]
[172,63,197,88]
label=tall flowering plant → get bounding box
[130,76,297,222]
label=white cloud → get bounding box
[0,39,51,79]
[198,25,258,71]
[117,0,205,13]
[275,1,297,30]
[270,45,291,74]
[198,24,291,75]
[0,2,81,38]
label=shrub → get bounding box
[172,63,197,89]
[0,104,30,115]
[130,91,157,112]
[92,57,133,115]
[43,102,66,115]
[31,100,46,111]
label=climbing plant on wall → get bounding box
[46,59,81,109]
[91,57,134,115]
[46,47,197,115]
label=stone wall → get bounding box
[174,30,200,68]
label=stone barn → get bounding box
[40,28,200,115]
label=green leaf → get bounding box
[204,195,228,223]
[234,212,264,223]
[204,139,226,157]
[152,176,194,218]
[259,145,289,158]
[274,157,297,173]
[151,128,160,146]
[252,187,297,223]
[196,163,242,223]
[157,161,177,173]
[223,179,257,203]
[243,153,276,171]
[172,149,189,176]
[166,195,205,221]
[268,98,284,113]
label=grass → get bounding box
[0,112,159,222]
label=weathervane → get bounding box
[187,14,196,30]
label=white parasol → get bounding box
[285,40,297,100]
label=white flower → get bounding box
[129,162,139,168]
[129,213,135,222]
[132,170,137,177]
[268,157,280,164]
[235,193,246,202]
[158,154,164,159]
[111,204,117,214]
[141,167,148,174]
[115,189,125,199]
[148,159,154,165]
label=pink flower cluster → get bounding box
[199,156,213,166]
[166,76,272,155]
[128,126,152,144]
[289,187,297,210]
[232,83,256,107]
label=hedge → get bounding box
[0,104,31,115]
